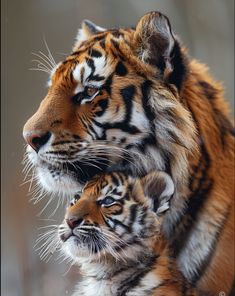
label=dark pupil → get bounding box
[103,196,115,205]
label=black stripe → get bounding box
[110,173,120,186]
[103,122,140,135]
[110,39,126,61]
[79,115,95,139]
[109,217,131,233]
[212,107,235,148]
[45,150,70,155]
[199,80,235,146]
[87,123,99,139]
[86,57,95,72]
[139,207,148,225]
[120,85,135,123]
[135,134,157,154]
[94,98,108,117]
[80,67,84,84]
[170,106,214,284]
[111,30,124,38]
[115,61,128,76]
[99,40,105,49]
[93,35,106,42]
[141,80,157,148]
[129,204,138,227]
[168,40,188,90]
[116,255,157,296]
[88,74,105,82]
[110,188,122,196]
[198,80,218,100]
[171,139,213,257]
[141,80,155,123]
[191,206,231,284]
[102,84,140,135]
[72,134,81,140]
[111,39,120,52]
[89,48,102,58]
[52,140,75,146]
[103,74,113,95]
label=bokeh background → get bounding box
[1,1,234,295]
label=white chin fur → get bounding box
[37,167,83,195]
[27,147,83,195]
[62,237,93,261]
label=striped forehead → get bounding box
[49,52,112,89]
[96,174,129,200]
[72,54,111,91]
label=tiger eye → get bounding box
[86,87,98,97]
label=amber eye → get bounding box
[72,87,99,105]
[86,86,98,97]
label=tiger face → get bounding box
[58,171,174,262]
[23,12,195,196]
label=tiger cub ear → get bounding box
[73,19,106,49]
[134,11,187,89]
[141,171,174,215]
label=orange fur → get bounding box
[23,12,234,295]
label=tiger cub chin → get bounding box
[58,171,197,296]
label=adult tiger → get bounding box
[23,12,234,295]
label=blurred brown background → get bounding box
[1,0,234,295]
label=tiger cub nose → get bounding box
[66,218,83,230]
[23,131,51,152]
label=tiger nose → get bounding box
[23,131,51,152]
[66,218,83,230]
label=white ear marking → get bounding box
[83,19,106,34]
[157,201,169,215]
[75,28,89,43]
[73,20,106,50]
[159,173,174,199]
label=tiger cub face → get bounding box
[58,171,174,262]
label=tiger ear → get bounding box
[134,11,187,89]
[73,19,106,49]
[141,171,174,215]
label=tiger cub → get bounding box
[59,171,197,296]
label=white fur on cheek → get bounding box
[37,168,82,195]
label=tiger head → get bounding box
[59,170,174,262]
[23,11,195,196]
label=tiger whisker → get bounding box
[43,36,57,67]
[31,57,52,72]
[39,50,56,69]
[29,68,51,74]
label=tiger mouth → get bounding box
[64,160,109,182]
[45,158,110,183]
[62,231,106,254]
